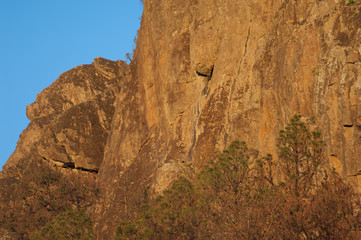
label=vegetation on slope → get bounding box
[115,115,361,240]
[1,115,359,239]
[0,163,98,239]
[29,208,95,240]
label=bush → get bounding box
[115,115,360,239]
[30,209,95,240]
[115,177,201,240]
[347,0,355,6]
[0,162,98,239]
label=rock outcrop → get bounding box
[2,57,127,176]
[95,0,361,238]
[1,0,361,239]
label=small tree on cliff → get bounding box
[277,114,324,197]
[275,115,360,239]
[197,141,257,239]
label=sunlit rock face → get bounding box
[2,57,128,175]
[0,57,128,239]
[95,0,361,238]
[1,0,361,239]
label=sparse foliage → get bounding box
[0,161,98,239]
[347,0,356,6]
[125,52,133,63]
[115,177,201,240]
[125,35,138,64]
[115,115,360,240]
[198,141,261,239]
[29,208,96,240]
[277,114,325,196]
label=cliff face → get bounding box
[2,57,127,176]
[1,0,361,239]
[96,0,361,237]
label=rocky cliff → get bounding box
[1,0,361,239]
[2,57,127,177]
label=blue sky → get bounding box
[0,1,143,170]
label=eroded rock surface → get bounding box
[1,0,361,239]
[2,57,127,175]
[95,1,361,238]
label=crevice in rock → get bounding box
[196,71,209,78]
[202,85,209,95]
[138,126,156,155]
[63,162,75,169]
[196,65,214,81]
[63,163,99,173]
[42,156,65,166]
[42,155,99,173]
[349,170,361,177]
[243,25,251,57]
[343,124,353,127]
[224,66,241,146]
[75,167,99,174]
[187,102,200,161]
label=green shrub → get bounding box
[277,114,324,197]
[115,177,200,240]
[115,115,360,239]
[0,162,98,239]
[347,0,355,6]
[30,209,95,240]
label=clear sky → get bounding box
[0,1,143,170]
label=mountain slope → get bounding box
[1,0,361,239]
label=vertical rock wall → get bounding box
[1,0,360,239]
[96,0,361,237]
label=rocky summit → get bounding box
[2,57,127,176]
[1,0,361,239]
